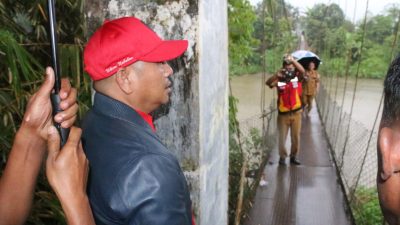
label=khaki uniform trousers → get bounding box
[302,94,315,113]
[277,110,302,158]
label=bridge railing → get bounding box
[316,80,382,225]
[230,103,278,224]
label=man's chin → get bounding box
[151,98,171,121]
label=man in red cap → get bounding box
[81,17,192,225]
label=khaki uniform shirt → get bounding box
[303,70,319,96]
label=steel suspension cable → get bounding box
[270,0,277,103]
[322,0,335,124]
[228,79,245,225]
[328,0,343,139]
[323,59,336,125]
[262,0,290,114]
[350,6,400,202]
[339,0,369,170]
[329,59,342,137]
[334,0,357,161]
[260,0,267,150]
[333,50,352,155]
[280,0,293,51]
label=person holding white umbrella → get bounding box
[302,61,320,115]
[291,50,321,115]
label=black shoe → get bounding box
[279,157,286,165]
[290,157,301,165]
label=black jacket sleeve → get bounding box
[117,154,192,225]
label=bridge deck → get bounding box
[245,106,353,225]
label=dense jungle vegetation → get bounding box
[228,0,400,77]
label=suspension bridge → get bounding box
[232,67,384,225]
[245,105,353,225]
[229,0,400,224]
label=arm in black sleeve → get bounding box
[120,154,192,225]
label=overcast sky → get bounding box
[248,0,399,23]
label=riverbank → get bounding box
[231,73,384,130]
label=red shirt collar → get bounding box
[136,110,156,132]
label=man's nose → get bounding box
[164,63,173,77]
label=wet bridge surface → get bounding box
[244,107,353,225]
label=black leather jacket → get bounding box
[82,93,192,225]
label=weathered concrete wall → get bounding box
[85,1,199,165]
[198,0,228,224]
[84,1,228,224]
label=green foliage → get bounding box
[228,94,266,224]
[231,0,299,76]
[365,15,394,44]
[303,3,347,56]
[228,0,260,75]
[302,2,400,79]
[351,187,383,225]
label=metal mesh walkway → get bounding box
[244,106,353,225]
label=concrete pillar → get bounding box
[84,1,228,224]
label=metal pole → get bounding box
[48,0,70,146]
[48,0,61,93]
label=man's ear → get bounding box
[115,68,133,94]
[378,126,400,181]
[379,127,394,181]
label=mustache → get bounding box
[167,76,173,88]
[152,77,174,121]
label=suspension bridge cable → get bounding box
[280,0,293,51]
[329,0,341,132]
[329,59,342,137]
[332,1,355,155]
[391,12,400,61]
[310,0,329,118]
[260,0,267,152]
[333,50,352,154]
[328,2,340,128]
[228,79,246,225]
[321,0,334,124]
[324,58,336,124]
[350,6,400,202]
[339,0,370,170]
[260,0,292,116]
[333,0,357,158]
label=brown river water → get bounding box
[231,73,384,130]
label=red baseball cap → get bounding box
[84,17,188,81]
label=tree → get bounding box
[303,3,346,55]
[252,0,298,72]
[365,15,394,44]
[228,0,259,74]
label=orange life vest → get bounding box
[277,76,302,113]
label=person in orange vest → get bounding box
[302,61,320,115]
[266,54,305,165]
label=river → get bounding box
[231,73,384,130]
